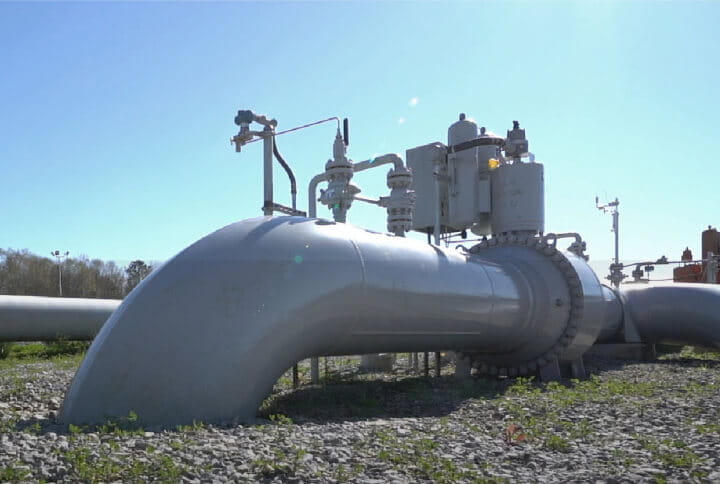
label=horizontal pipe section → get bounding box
[0,296,121,342]
[619,283,720,349]
[61,216,572,425]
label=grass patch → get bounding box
[0,351,85,372]
[250,446,311,479]
[500,375,663,450]
[0,374,27,400]
[694,422,720,435]
[0,462,30,482]
[634,435,706,469]
[658,345,720,361]
[545,434,572,452]
[62,443,203,483]
[66,412,149,436]
[0,340,89,360]
[357,426,504,483]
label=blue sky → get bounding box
[2,1,718,281]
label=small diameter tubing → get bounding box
[308,173,329,218]
[352,154,404,173]
[272,141,298,210]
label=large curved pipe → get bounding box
[619,284,720,348]
[60,216,583,425]
[0,296,120,341]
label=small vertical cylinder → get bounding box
[447,114,479,230]
[491,162,544,234]
[702,227,720,260]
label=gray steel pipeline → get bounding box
[618,283,720,349]
[596,285,624,343]
[60,216,600,425]
[0,296,120,342]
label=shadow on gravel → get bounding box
[12,416,64,435]
[260,374,509,424]
[265,355,720,425]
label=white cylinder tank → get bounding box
[472,128,504,236]
[491,162,544,234]
[447,114,478,230]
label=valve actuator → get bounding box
[409,114,544,238]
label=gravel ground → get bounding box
[1,351,719,483]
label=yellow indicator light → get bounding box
[488,158,500,170]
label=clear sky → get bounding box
[2,1,718,282]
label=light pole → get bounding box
[51,250,69,297]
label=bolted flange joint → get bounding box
[381,165,414,236]
[466,234,588,378]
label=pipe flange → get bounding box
[466,234,585,377]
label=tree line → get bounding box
[0,249,153,299]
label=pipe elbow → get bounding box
[60,216,366,425]
[307,173,329,218]
[353,153,406,173]
[379,153,405,171]
[59,217,534,425]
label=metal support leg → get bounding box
[568,358,585,379]
[454,353,472,379]
[643,344,657,361]
[435,351,442,377]
[292,364,299,388]
[423,352,429,377]
[539,357,562,382]
[310,357,320,384]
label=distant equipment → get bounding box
[674,226,720,284]
[51,250,69,297]
[595,197,624,288]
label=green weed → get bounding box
[269,413,293,425]
[545,434,571,452]
[635,435,705,469]
[0,462,30,482]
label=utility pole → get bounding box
[51,250,69,297]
